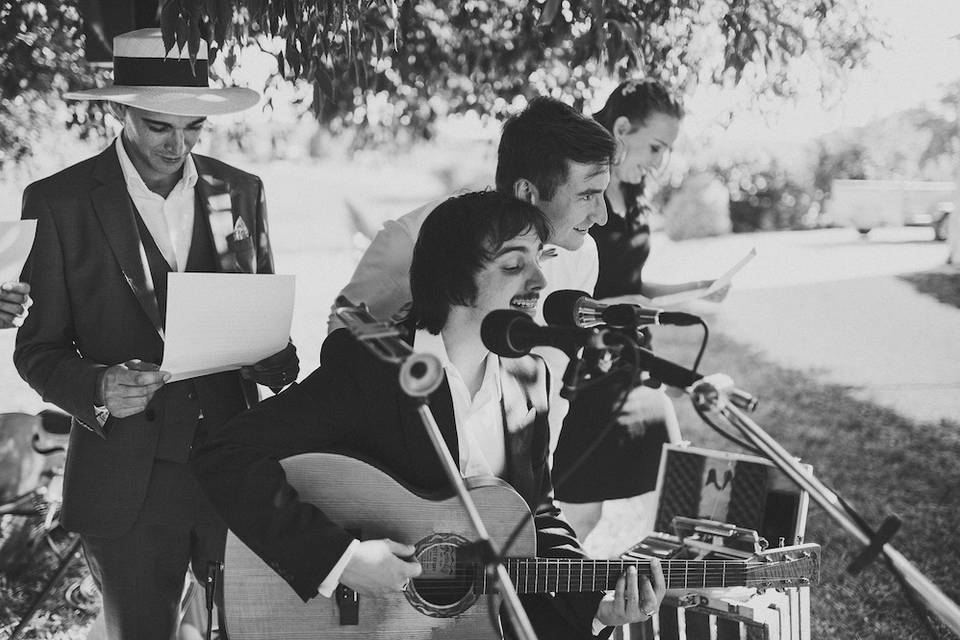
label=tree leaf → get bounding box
[286,35,301,77]
[537,0,561,28]
[160,1,180,54]
[188,13,203,64]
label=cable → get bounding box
[691,318,709,373]
[498,331,641,563]
[693,401,764,456]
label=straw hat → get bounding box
[64,28,259,117]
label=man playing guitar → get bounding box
[193,191,665,638]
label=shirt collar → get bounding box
[413,329,502,402]
[115,135,198,197]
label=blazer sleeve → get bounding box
[329,215,418,333]
[192,330,365,601]
[15,184,108,435]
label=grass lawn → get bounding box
[3,265,958,639]
[655,323,960,640]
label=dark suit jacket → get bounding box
[15,141,273,538]
[193,329,609,639]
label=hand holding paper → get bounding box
[603,248,757,308]
[161,273,296,382]
[0,220,37,328]
[241,341,300,388]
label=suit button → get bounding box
[145,409,155,421]
[187,391,197,401]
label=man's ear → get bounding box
[513,178,540,204]
[613,115,632,139]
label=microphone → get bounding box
[480,309,604,358]
[333,296,444,397]
[543,289,701,329]
[631,349,758,410]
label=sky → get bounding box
[691,0,960,144]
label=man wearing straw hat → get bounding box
[14,28,299,639]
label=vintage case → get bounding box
[618,443,814,640]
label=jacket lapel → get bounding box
[194,160,232,272]
[399,378,460,490]
[194,159,256,273]
[90,143,164,338]
[500,357,547,503]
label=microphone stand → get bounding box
[688,376,960,637]
[336,301,538,640]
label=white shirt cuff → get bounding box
[317,539,360,598]
[592,615,610,636]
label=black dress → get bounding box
[552,181,673,502]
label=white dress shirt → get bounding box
[115,136,198,272]
[95,139,199,426]
[413,329,506,478]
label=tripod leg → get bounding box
[9,536,83,640]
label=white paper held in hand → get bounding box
[0,220,38,284]
[161,273,295,382]
[603,247,758,308]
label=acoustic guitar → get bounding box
[224,453,819,639]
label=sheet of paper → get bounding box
[161,273,295,382]
[603,247,757,308]
[0,220,37,284]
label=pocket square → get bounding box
[233,217,250,242]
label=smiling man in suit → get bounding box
[14,29,299,640]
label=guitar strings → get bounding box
[407,561,753,595]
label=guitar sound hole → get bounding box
[411,535,478,608]
[411,565,474,606]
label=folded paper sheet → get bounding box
[162,273,295,382]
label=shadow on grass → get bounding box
[658,327,960,640]
[899,268,960,310]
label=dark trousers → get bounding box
[81,459,226,640]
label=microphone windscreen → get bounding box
[543,289,591,327]
[481,309,532,358]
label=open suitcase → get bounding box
[617,443,814,640]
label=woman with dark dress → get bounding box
[554,79,718,539]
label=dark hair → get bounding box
[592,79,684,134]
[495,96,616,200]
[410,191,550,334]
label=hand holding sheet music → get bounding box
[161,273,295,382]
[604,247,757,308]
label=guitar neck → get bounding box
[487,559,747,594]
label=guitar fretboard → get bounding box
[479,559,747,594]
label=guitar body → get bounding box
[223,452,536,640]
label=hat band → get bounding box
[113,57,209,88]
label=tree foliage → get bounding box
[1,0,885,166]
[0,0,108,170]
[912,80,960,167]
[157,0,884,138]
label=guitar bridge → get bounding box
[336,527,360,625]
[335,584,359,625]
